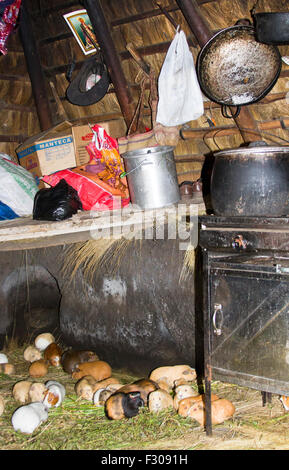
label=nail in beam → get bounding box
[83,0,135,128]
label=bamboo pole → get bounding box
[180,118,289,140]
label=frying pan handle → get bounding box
[221,105,241,119]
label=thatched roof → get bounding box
[1,0,289,183]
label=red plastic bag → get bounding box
[42,124,130,212]
[42,169,130,212]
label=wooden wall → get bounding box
[1,0,289,184]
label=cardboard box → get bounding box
[16,119,127,178]
[72,119,127,166]
[16,121,76,178]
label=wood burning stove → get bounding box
[199,215,289,435]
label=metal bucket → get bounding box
[122,146,180,210]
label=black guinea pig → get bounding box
[105,391,144,420]
[61,349,99,374]
[116,378,159,405]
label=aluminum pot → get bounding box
[210,143,289,217]
[122,146,180,210]
[196,23,281,118]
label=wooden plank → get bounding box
[0,203,201,251]
[0,134,27,143]
[0,73,31,82]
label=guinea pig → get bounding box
[43,381,66,409]
[29,359,49,378]
[0,352,8,364]
[43,342,62,367]
[11,402,48,434]
[12,381,32,404]
[173,384,198,410]
[115,379,159,406]
[28,383,47,403]
[34,333,55,351]
[178,393,219,418]
[0,363,15,375]
[71,360,111,381]
[0,395,4,416]
[105,391,144,420]
[93,377,123,393]
[187,397,235,426]
[93,388,114,407]
[61,349,99,375]
[148,389,174,413]
[149,365,196,390]
[23,346,42,363]
[75,376,97,401]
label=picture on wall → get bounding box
[63,9,99,55]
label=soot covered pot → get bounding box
[210,142,289,217]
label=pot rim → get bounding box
[214,146,289,157]
[253,12,289,18]
[122,145,174,159]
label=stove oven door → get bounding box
[209,255,289,394]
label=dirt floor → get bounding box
[1,341,289,451]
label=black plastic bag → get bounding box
[33,179,83,221]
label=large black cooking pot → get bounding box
[210,143,289,217]
[197,23,281,118]
[253,12,289,45]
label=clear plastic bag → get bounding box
[156,29,204,127]
[0,155,38,217]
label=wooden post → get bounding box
[19,0,53,131]
[83,0,135,128]
[176,0,262,142]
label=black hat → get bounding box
[66,55,110,106]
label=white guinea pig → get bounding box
[11,402,48,434]
[0,353,8,364]
[34,333,55,352]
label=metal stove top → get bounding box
[199,215,289,252]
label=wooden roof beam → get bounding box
[19,0,53,131]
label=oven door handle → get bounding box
[212,303,224,336]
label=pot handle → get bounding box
[235,18,252,26]
[221,105,241,119]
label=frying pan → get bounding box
[196,23,281,118]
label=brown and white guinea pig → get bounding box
[71,360,111,381]
[0,363,15,375]
[149,365,196,391]
[105,391,144,420]
[43,342,62,367]
[186,397,235,426]
[61,349,99,375]
[177,393,219,418]
[115,379,159,406]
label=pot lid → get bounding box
[215,145,289,157]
